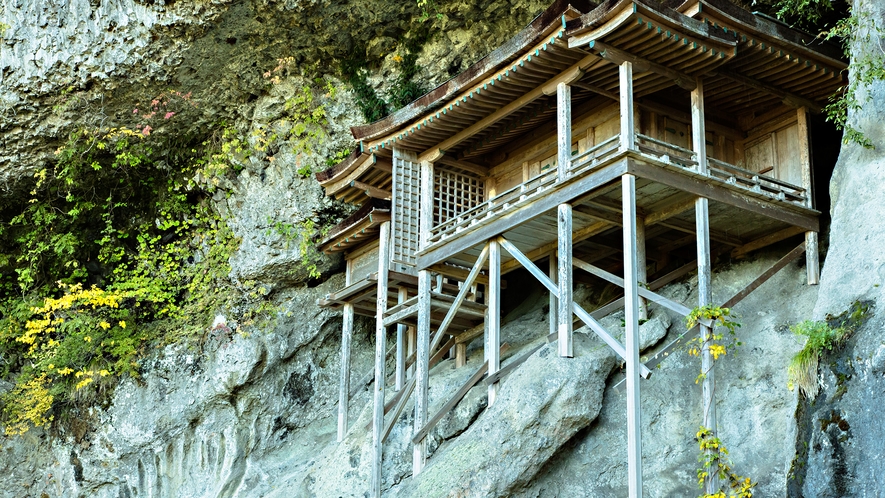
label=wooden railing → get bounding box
[707,157,806,204]
[427,133,809,245]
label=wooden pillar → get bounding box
[557,204,573,357]
[636,215,648,321]
[371,221,391,498]
[619,62,635,151]
[395,287,408,391]
[337,261,354,442]
[412,270,431,475]
[622,174,643,498]
[549,254,557,339]
[407,327,416,379]
[557,82,572,181]
[692,78,718,495]
[487,240,502,404]
[556,81,574,357]
[413,155,435,476]
[798,107,819,285]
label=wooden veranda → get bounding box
[314,0,845,495]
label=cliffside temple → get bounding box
[315,0,846,495]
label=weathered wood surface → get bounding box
[487,240,502,405]
[371,222,390,498]
[497,236,653,378]
[412,343,511,445]
[622,173,643,498]
[594,40,696,91]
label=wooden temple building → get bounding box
[314,0,845,495]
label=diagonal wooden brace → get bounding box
[497,236,652,378]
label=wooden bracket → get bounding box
[588,40,697,91]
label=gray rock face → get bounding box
[393,334,616,498]
[796,307,885,498]
[518,253,818,497]
[797,1,885,495]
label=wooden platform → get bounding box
[417,151,818,272]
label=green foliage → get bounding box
[695,426,757,498]
[341,31,430,122]
[686,305,741,383]
[684,306,754,495]
[341,54,390,123]
[0,90,253,435]
[787,301,868,398]
[266,217,330,279]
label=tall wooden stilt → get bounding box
[620,59,642,498]
[622,174,643,498]
[337,260,355,442]
[395,287,408,391]
[549,254,557,339]
[557,204,574,357]
[557,81,572,181]
[407,326,416,379]
[413,155,435,476]
[797,107,820,285]
[337,303,354,442]
[487,240,502,405]
[619,61,635,152]
[371,221,391,498]
[636,214,648,321]
[692,77,718,495]
[556,81,575,358]
[412,270,431,475]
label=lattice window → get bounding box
[434,168,485,227]
[391,150,421,272]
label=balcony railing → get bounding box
[427,133,809,246]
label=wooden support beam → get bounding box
[395,287,408,391]
[572,258,713,324]
[797,106,820,285]
[497,236,652,378]
[572,81,619,101]
[645,195,697,226]
[417,54,600,163]
[549,254,557,342]
[692,78,717,496]
[636,214,648,321]
[371,221,390,498]
[588,260,698,320]
[713,70,822,113]
[499,220,610,274]
[411,343,510,445]
[455,343,467,368]
[558,204,574,357]
[487,240,502,405]
[484,341,545,386]
[419,160,434,250]
[412,270,431,475]
[337,302,354,442]
[730,226,805,259]
[592,40,697,91]
[382,378,414,443]
[626,160,819,231]
[620,61,636,152]
[622,174,643,498]
[613,243,807,390]
[351,180,391,200]
[557,82,572,181]
[436,245,490,341]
